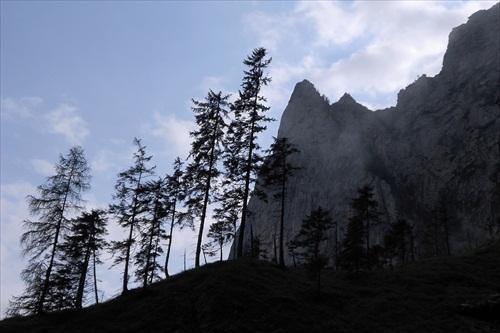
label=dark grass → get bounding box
[2,239,499,332]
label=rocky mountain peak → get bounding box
[337,92,357,105]
[441,3,500,83]
[233,3,499,263]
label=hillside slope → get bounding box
[1,240,499,333]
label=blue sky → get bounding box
[1,0,497,317]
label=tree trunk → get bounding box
[195,101,221,268]
[366,217,370,269]
[237,120,256,258]
[38,220,61,314]
[123,174,142,294]
[219,242,223,261]
[75,245,91,308]
[38,169,74,314]
[196,172,212,268]
[93,249,99,304]
[165,198,177,278]
[143,219,156,290]
[278,177,286,267]
[410,227,415,261]
[442,209,451,256]
[150,225,161,284]
[122,222,134,294]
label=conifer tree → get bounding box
[437,195,452,256]
[225,47,273,258]
[109,138,155,294]
[424,194,454,257]
[349,185,380,269]
[164,157,189,278]
[289,207,333,293]
[205,221,233,261]
[383,219,412,267]
[7,146,91,316]
[340,214,366,272]
[88,210,108,304]
[257,137,299,267]
[184,90,230,268]
[57,209,108,308]
[215,145,245,260]
[134,177,168,289]
[340,185,381,271]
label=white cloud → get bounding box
[295,1,365,46]
[244,1,498,109]
[0,96,43,121]
[149,112,196,157]
[243,10,300,53]
[0,181,34,200]
[91,149,115,172]
[30,158,55,176]
[45,104,89,145]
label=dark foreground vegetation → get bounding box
[2,239,499,333]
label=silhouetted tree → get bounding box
[109,138,155,294]
[7,146,91,315]
[421,194,456,258]
[287,239,299,267]
[340,214,365,272]
[215,146,245,260]
[164,157,189,278]
[437,195,452,256]
[6,263,45,317]
[332,217,340,269]
[225,47,273,258]
[88,210,108,304]
[134,177,168,289]
[205,221,233,261]
[256,137,299,267]
[47,261,75,311]
[349,185,380,269]
[383,219,412,267]
[55,209,108,308]
[289,207,333,293]
[184,90,230,268]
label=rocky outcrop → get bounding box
[233,3,499,263]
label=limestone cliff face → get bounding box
[233,3,499,262]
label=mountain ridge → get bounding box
[234,3,499,262]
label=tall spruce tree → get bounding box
[424,194,454,257]
[340,214,366,272]
[437,195,452,256]
[58,209,108,308]
[184,90,230,268]
[288,207,333,293]
[215,141,245,260]
[7,146,91,316]
[341,185,380,271]
[134,177,168,289]
[349,185,380,269]
[164,157,189,278]
[257,137,299,267]
[225,47,273,258]
[109,138,155,294]
[87,210,108,304]
[383,219,412,267]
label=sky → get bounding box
[1,0,497,318]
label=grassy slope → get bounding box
[1,239,499,333]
